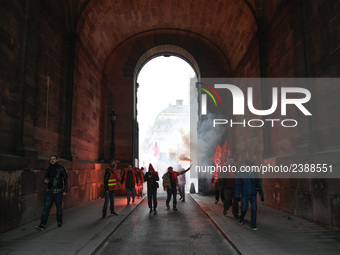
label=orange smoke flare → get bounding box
[179,154,192,162]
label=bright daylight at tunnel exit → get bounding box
[137,56,197,190]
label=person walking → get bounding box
[221,156,239,218]
[212,170,224,204]
[35,155,68,230]
[162,165,192,211]
[102,160,119,218]
[236,160,264,230]
[144,164,159,214]
[177,165,186,202]
[122,165,136,204]
[135,167,145,198]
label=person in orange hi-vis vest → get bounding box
[102,160,119,218]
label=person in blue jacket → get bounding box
[236,160,264,231]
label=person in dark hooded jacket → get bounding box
[144,164,159,214]
[122,165,136,204]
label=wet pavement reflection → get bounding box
[96,194,238,255]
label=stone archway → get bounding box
[103,30,231,163]
[134,45,201,81]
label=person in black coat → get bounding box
[35,155,68,230]
[144,164,159,214]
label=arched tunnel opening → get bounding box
[136,55,198,195]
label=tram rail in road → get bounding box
[94,194,240,255]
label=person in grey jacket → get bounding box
[236,160,264,231]
[36,155,68,230]
[162,165,191,211]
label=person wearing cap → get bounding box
[236,160,264,230]
[102,160,119,218]
[162,164,192,211]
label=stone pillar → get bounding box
[17,0,41,158]
[98,78,107,162]
[132,82,139,168]
[132,119,139,168]
[256,8,274,158]
[296,0,316,154]
[61,32,76,160]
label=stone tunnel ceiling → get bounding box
[76,0,257,73]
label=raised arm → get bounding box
[179,164,192,175]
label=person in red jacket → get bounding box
[135,167,145,198]
[102,160,119,218]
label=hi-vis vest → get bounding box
[108,170,118,191]
[163,172,179,189]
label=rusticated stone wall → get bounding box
[231,0,340,230]
[0,156,115,234]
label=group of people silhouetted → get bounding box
[35,156,191,231]
[100,161,191,217]
[34,154,263,232]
